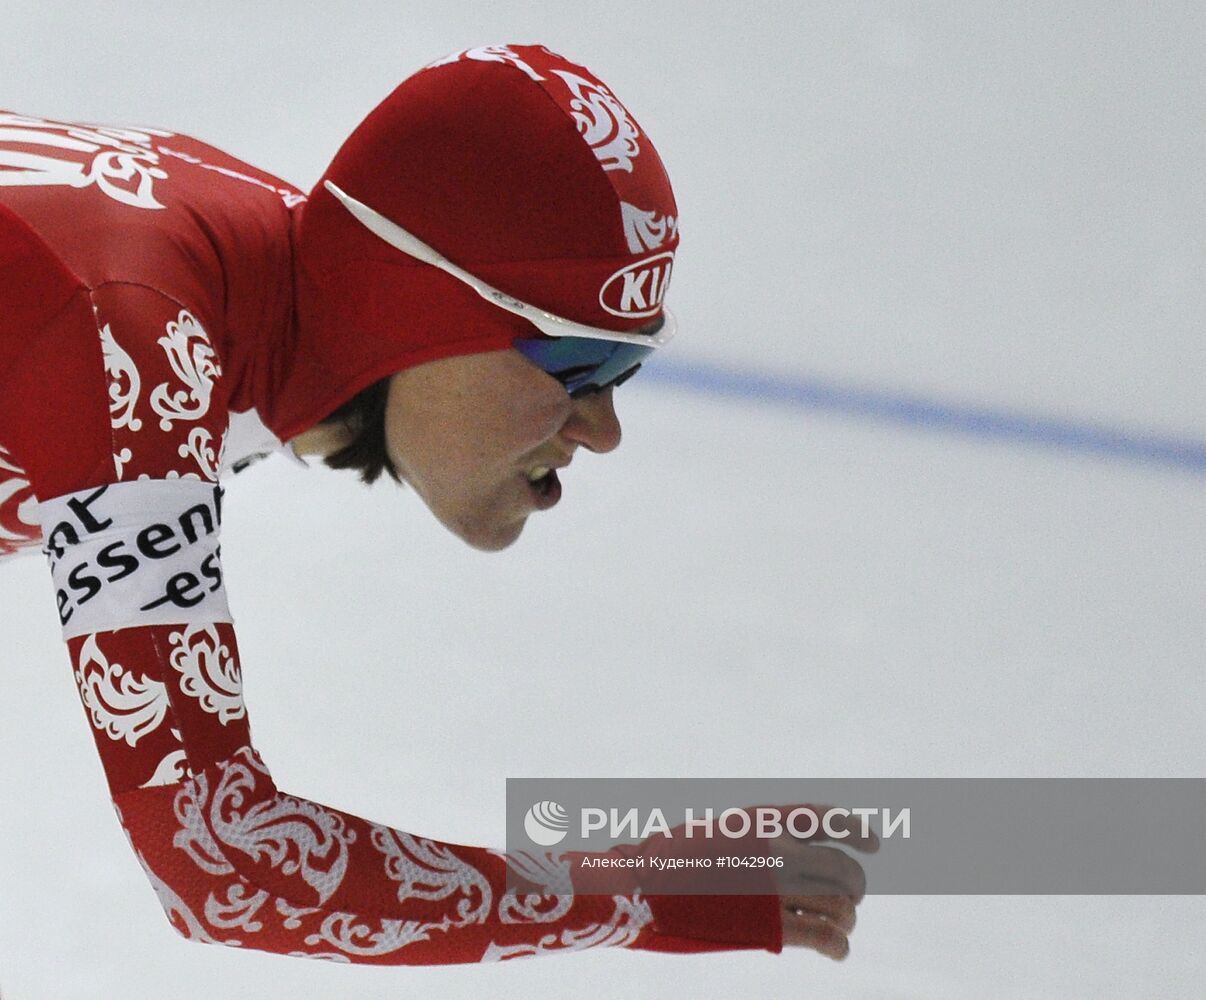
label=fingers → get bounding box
[785,893,856,934]
[787,804,881,854]
[780,899,851,961]
[761,804,874,961]
[810,808,880,854]
[773,843,868,902]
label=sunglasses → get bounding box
[511,317,666,398]
[325,180,676,397]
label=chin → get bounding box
[453,515,528,553]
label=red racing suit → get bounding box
[0,110,781,963]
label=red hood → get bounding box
[270,44,680,442]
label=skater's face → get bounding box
[383,348,623,551]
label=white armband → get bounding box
[38,480,231,639]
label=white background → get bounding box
[1,2,1203,998]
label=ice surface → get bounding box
[1,3,1202,998]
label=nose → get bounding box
[561,388,622,454]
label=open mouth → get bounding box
[525,467,562,509]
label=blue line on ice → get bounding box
[643,359,1206,475]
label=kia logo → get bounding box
[599,251,675,319]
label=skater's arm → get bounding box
[23,282,785,964]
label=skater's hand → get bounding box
[568,801,877,959]
[772,805,878,960]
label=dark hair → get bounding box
[320,377,401,485]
